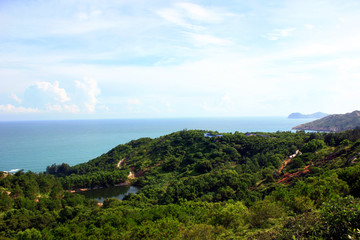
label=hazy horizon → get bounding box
[0,114,306,122]
[1,0,360,121]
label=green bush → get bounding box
[321,196,360,240]
[301,139,326,153]
[247,200,284,228]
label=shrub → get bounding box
[321,196,360,240]
[247,200,284,228]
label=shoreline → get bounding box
[1,117,310,173]
[69,181,131,193]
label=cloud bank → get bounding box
[1,0,360,120]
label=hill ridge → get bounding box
[293,110,360,132]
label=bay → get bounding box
[0,117,313,173]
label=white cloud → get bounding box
[50,17,120,35]
[64,104,80,113]
[45,104,62,112]
[127,98,142,105]
[149,106,161,113]
[2,0,360,119]
[91,10,102,17]
[1,78,103,115]
[35,81,70,103]
[77,13,89,21]
[202,93,237,113]
[188,33,233,46]
[264,28,296,40]
[278,35,360,59]
[156,8,203,31]
[277,28,296,37]
[155,3,236,56]
[0,104,40,113]
[175,2,223,23]
[75,77,101,113]
[156,2,230,31]
[76,10,102,21]
[165,101,174,113]
[46,103,80,113]
[304,24,315,30]
[11,93,22,103]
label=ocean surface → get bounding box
[0,117,313,173]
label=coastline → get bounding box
[69,181,131,193]
[0,117,312,173]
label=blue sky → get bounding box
[1,0,360,120]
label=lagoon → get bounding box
[77,185,139,203]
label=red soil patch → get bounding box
[277,165,310,184]
[278,158,292,173]
[134,162,162,177]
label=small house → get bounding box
[204,133,223,138]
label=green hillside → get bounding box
[1,129,360,239]
[293,110,360,132]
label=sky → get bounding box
[1,0,360,121]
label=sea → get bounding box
[0,117,313,173]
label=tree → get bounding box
[10,184,23,199]
[162,157,181,172]
[0,191,12,211]
[57,163,71,176]
[17,228,42,240]
[301,139,326,153]
[321,196,360,239]
[287,158,305,170]
[247,200,284,228]
[195,160,212,173]
[46,164,57,175]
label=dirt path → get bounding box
[128,171,135,180]
[117,159,134,180]
[117,158,125,169]
[278,165,310,184]
[278,150,302,173]
[278,158,292,173]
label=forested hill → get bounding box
[1,129,360,239]
[293,110,360,132]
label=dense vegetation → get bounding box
[1,128,360,239]
[293,110,360,132]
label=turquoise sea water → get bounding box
[0,117,313,173]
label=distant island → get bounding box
[288,112,329,119]
[292,110,360,132]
